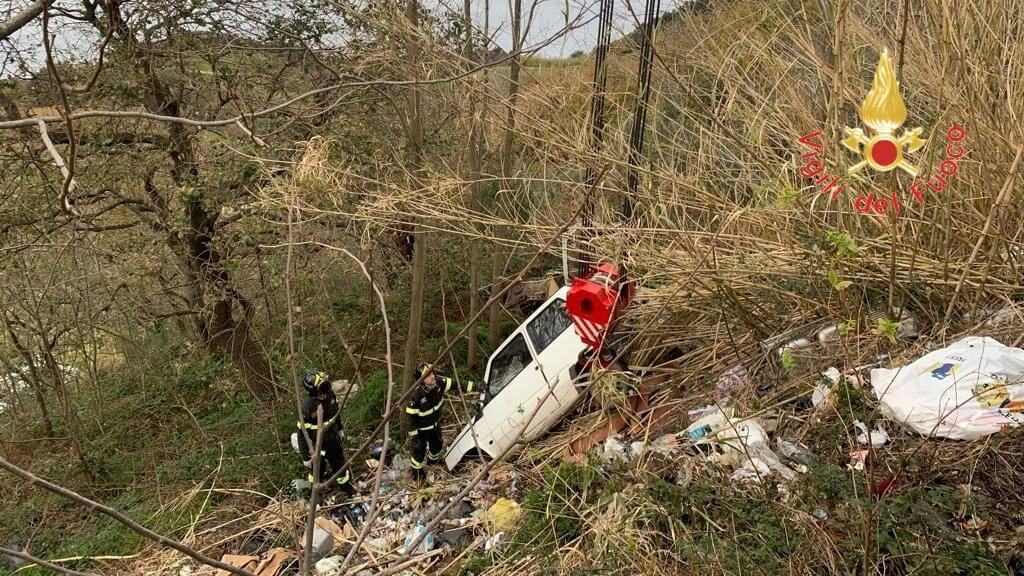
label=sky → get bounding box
[1,0,683,77]
[436,0,683,57]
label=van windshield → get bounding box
[526,298,571,354]
[487,334,531,399]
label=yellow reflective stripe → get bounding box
[336,470,350,485]
[465,380,475,392]
[408,429,419,436]
[410,457,423,469]
[307,474,315,483]
[298,421,320,430]
[443,377,454,393]
[405,406,421,415]
[418,423,436,432]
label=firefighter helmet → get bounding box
[413,362,434,382]
[303,371,331,396]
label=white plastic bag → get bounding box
[870,336,1024,440]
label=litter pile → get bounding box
[196,454,525,576]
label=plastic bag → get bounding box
[870,336,1024,440]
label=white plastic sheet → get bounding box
[871,336,1024,440]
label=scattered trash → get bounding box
[730,457,771,483]
[958,515,987,534]
[870,474,900,500]
[811,508,828,520]
[812,367,841,408]
[634,432,682,456]
[854,420,890,445]
[254,548,294,576]
[439,526,470,547]
[983,306,1019,328]
[871,336,1024,439]
[684,406,731,441]
[178,565,193,576]
[290,478,311,496]
[893,307,919,339]
[403,521,436,555]
[483,498,522,532]
[816,324,839,344]
[776,438,816,466]
[308,526,334,560]
[314,555,343,575]
[687,404,717,421]
[290,432,300,453]
[447,500,475,520]
[778,337,813,357]
[684,409,798,482]
[215,555,259,576]
[848,449,869,471]
[367,440,392,468]
[601,435,629,463]
[713,363,750,401]
[483,531,505,551]
[315,517,354,549]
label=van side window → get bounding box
[526,298,571,355]
[487,334,531,398]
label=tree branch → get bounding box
[0,0,45,41]
[0,546,96,576]
[0,15,589,131]
[35,120,79,216]
[0,457,259,576]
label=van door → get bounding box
[476,332,538,451]
[522,297,580,439]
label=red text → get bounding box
[910,125,966,204]
[797,130,844,200]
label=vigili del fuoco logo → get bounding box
[796,48,966,215]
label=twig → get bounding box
[942,144,1023,322]
[0,0,44,41]
[0,17,589,132]
[0,457,258,576]
[35,120,78,216]
[0,546,96,576]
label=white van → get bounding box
[444,286,589,470]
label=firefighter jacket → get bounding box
[405,376,476,436]
[297,392,343,461]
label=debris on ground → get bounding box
[812,367,841,408]
[775,438,816,467]
[483,531,505,551]
[307,526,334,560]
[713,363,750,401]
[482,498,522,532]
[215,555,259,576]
[871,336,1024,439]
[314,555,343,575]
[601,434,629,463]
[403,521,436,554]
[854,420,890,445]
[315,516,354,549]
[848,449,869,471]
[778,337,813,357]
[679,407,798,482]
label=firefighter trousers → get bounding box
[307,436,352,493]
[410,427,444,470]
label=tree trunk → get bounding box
[400,0,427,434]
[1,312,55,437]
[487,0,522,352]
[465,0,484,370]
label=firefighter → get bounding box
[297,370,354,496]
[405,362,476,482]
